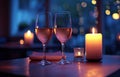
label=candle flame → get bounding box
[27,30,32,35]
[78,52,81,56]
[92,27,97,34]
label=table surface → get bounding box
[0,53,120,77]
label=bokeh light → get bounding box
[91,0,96,5]
[81,2,87,8]
[105,10,110,15]
[112,13,119,20]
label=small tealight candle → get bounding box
[24,30,34,45]
[74,48,84,58]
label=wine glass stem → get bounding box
[43,43,46,60]
[61,43,65,60]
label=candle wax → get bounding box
[85,33,102,60]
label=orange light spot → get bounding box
[20,39,24,45]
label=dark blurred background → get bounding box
[0,0,120,55]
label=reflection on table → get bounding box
[0,53,120,77]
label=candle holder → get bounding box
[74,48,84,62]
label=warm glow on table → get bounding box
[0,54,120,77]
[85,27,102,60]
[24,30,34,45]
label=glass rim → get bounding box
[35,12,53,28]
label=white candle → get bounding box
[24,30,34,45]
[85,27,102,61]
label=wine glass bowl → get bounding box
[35,12,53,66]
[54,28,72,43]
[54,11,72,64]
[35,28,53,44]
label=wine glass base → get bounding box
[58,59,70,65]
[38,60,51,66]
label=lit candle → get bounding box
[74,48,84,58]
[78,52,81,57]
[24,30,34,45]
[85,27,102,61]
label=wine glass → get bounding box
[54,11,72,64]
[35,12,53,66]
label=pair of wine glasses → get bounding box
[35,11,72,66]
